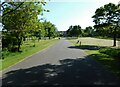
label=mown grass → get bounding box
[1,39,59,71]
[69,37,120,76]
[86,48,120,76]
[95,36,120,41]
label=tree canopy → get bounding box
[92,3,120,46]
[2,2,58,52]
[83,26,94,37]
[66,25,82,37]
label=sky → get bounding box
[0,0,120,31]
[39,0,120,31]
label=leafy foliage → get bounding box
[66,25,82,37]
[83,26,94,37]
[2,2,44,51]
[42,20,58,39]
[2,2,58,52]
[92,3,120,46]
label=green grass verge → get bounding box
[85,49,120,77]
[68,37,120,76]
[1,39,59,71]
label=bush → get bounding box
[2,35,18,51]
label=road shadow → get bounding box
[68,46,80,49]
[2,56,120,86]
[68,45,106,50]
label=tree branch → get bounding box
[2,2,24,16]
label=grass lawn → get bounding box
[1,39,59,71]
[69,37,120,77]
[74,37,119,47]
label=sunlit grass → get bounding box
[88,52,120,76]
[75,37,119,47]
[1,39,59,71]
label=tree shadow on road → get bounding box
[2,56,120,86]
[68,45,106,50]
[68,45,120,76]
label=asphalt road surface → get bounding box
[2,38,120,86]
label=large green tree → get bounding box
[42,20,58,39]
[66,25,82,37]
[84,26,94,37]
[92,3,120,46]
[2,2,45,51]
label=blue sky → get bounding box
[0,0,119,31]
[39,0,120,31]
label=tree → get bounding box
[66,25,73,37]
[84,26,94,37]
[33,21,45,41]
[92,3,120,46]
[42,20,58,39]
[66,25,82,37]
[2,2,45,51]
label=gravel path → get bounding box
[2,38,120,86]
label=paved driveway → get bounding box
[2,38,120,86]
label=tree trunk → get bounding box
[18,37,22,52]
[113,34,116,46]
[49,36,50,39]
[38,37,41,42]
[113,27,117,46]
[18,41,21,52]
